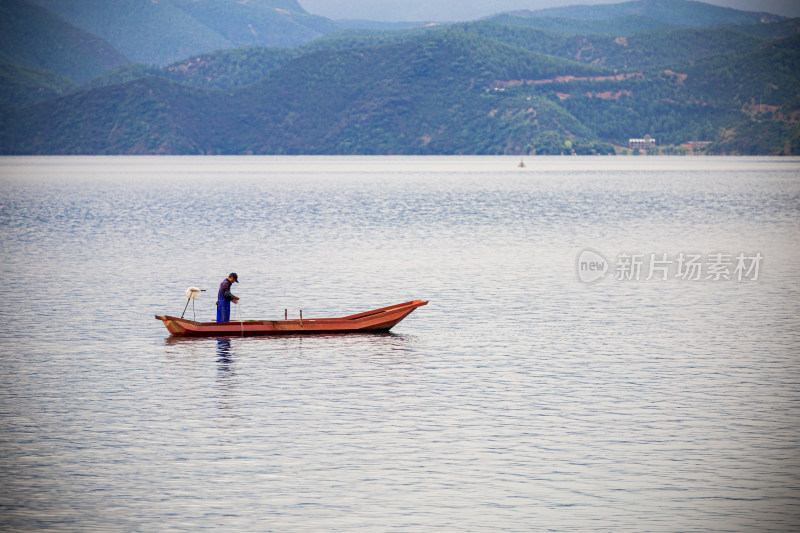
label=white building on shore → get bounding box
[629,138,656,150]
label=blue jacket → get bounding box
[217,278,236,304]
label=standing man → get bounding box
[217,273,240,322]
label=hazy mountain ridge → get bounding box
[1,0,128,83]
[27,0,336,65]
[513,0,783,25]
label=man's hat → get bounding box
[229,272,239,283]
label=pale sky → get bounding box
[298,0,800,21]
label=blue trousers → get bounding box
[217,299,231,322]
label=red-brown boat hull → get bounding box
[155,300,427,337]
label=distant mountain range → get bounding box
[1,0,798,155]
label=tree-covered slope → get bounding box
[0,61,77,108]
[459,21,765,70]
[681,33,800,107]
[734,17,800,40]
[488,14,676,36]
[225,30,607,154]
[84,28,443,93]
[599,25,765,70]
[684,33,800,154]
[1,76,228,154]
[495,32,800,152]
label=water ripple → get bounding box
[1,156,799,531]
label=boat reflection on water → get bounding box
[215,338,237,409]
[216,338,233,365]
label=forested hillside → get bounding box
[1,0,798,155]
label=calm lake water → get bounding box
[1,156,799,532]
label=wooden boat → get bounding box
[155,299,428,337]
